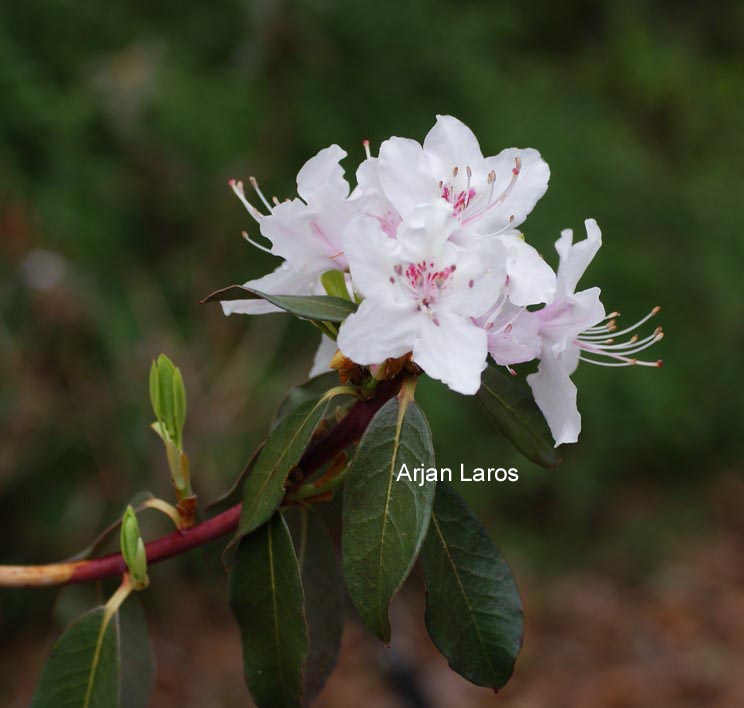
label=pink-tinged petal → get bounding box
[472,147,550,234]
[412,312,488,395]
[351,158,402,237]
[260,198,344,272]
[309,335,339,378]
[422,115,484,177]
[497,233,557,306]
[539,286,605,353]
[221,263,310,316]
[486,307,541,366]
[526,350,581,446]
[555,218,602,297]
[378,136,440,218]
[296,145,349,203]
[343,215,400,299]
[396,200,457,263]
[337,298,417,366]
[442,241,506,318]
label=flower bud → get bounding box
[120,505,149,590]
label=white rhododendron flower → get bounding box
[222,145,356,316]
[337,201,504,394]
[527,220,663,445]
[224,116,662,444]
[375,115,549,236]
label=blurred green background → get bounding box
[1,1,742,706]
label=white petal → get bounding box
[337,298,417,365]
[378,136,440,219]
[527,350,581,446]
[470,148,550,234]
[497,233,557,306]
[260,198,348,272]
[422,115,484,178]
[309,335,339,378]
[342,215,399,298]
[221,263,308,316]
[442,240,506,318]
[396,200,457,263]
[296,145,349,203]
[351,157,402,237]
[412,312,488,395]
[555,218,602,297]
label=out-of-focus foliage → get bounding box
[0,0,741,644]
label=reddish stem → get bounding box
[0,376,403,588]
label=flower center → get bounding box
[391,260,457,320]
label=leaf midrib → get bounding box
[429,512,497,680]
[243,399,325,524]
[267,520,287,695]
[82,610,113,708]
[376,399,407,638]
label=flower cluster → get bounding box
[224,116,662,445]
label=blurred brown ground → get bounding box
[4,473,742,708]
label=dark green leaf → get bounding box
[32,606,120,708]
[229,514,308,708]
[238,396,330,538]
[476,364,561,468]
[288,509,344,703]
[420,482,523,690]
[201,286,357,323]
[119,597,155,708]
[342,391,435,644]
[271,371,344,432]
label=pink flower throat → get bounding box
[392,260,457,316]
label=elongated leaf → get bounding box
[288,509,344,703]
[32,607,120,708]
[271,371,341,431]
[202,286,357,323]
[239,396,330,537]
[420,482,523,690]
[476,364,561,468]
[342,391,435,644]
[229,514,308,708]
[119,598,155,708]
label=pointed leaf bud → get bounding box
[120,506,149,590]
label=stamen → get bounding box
[461,156,522,226]
[241,230,273,255]
[577,307,663,369]
[249,176,274,212]
[601,307,661,338]
[362,139,371,159]
[229,179,263,224]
